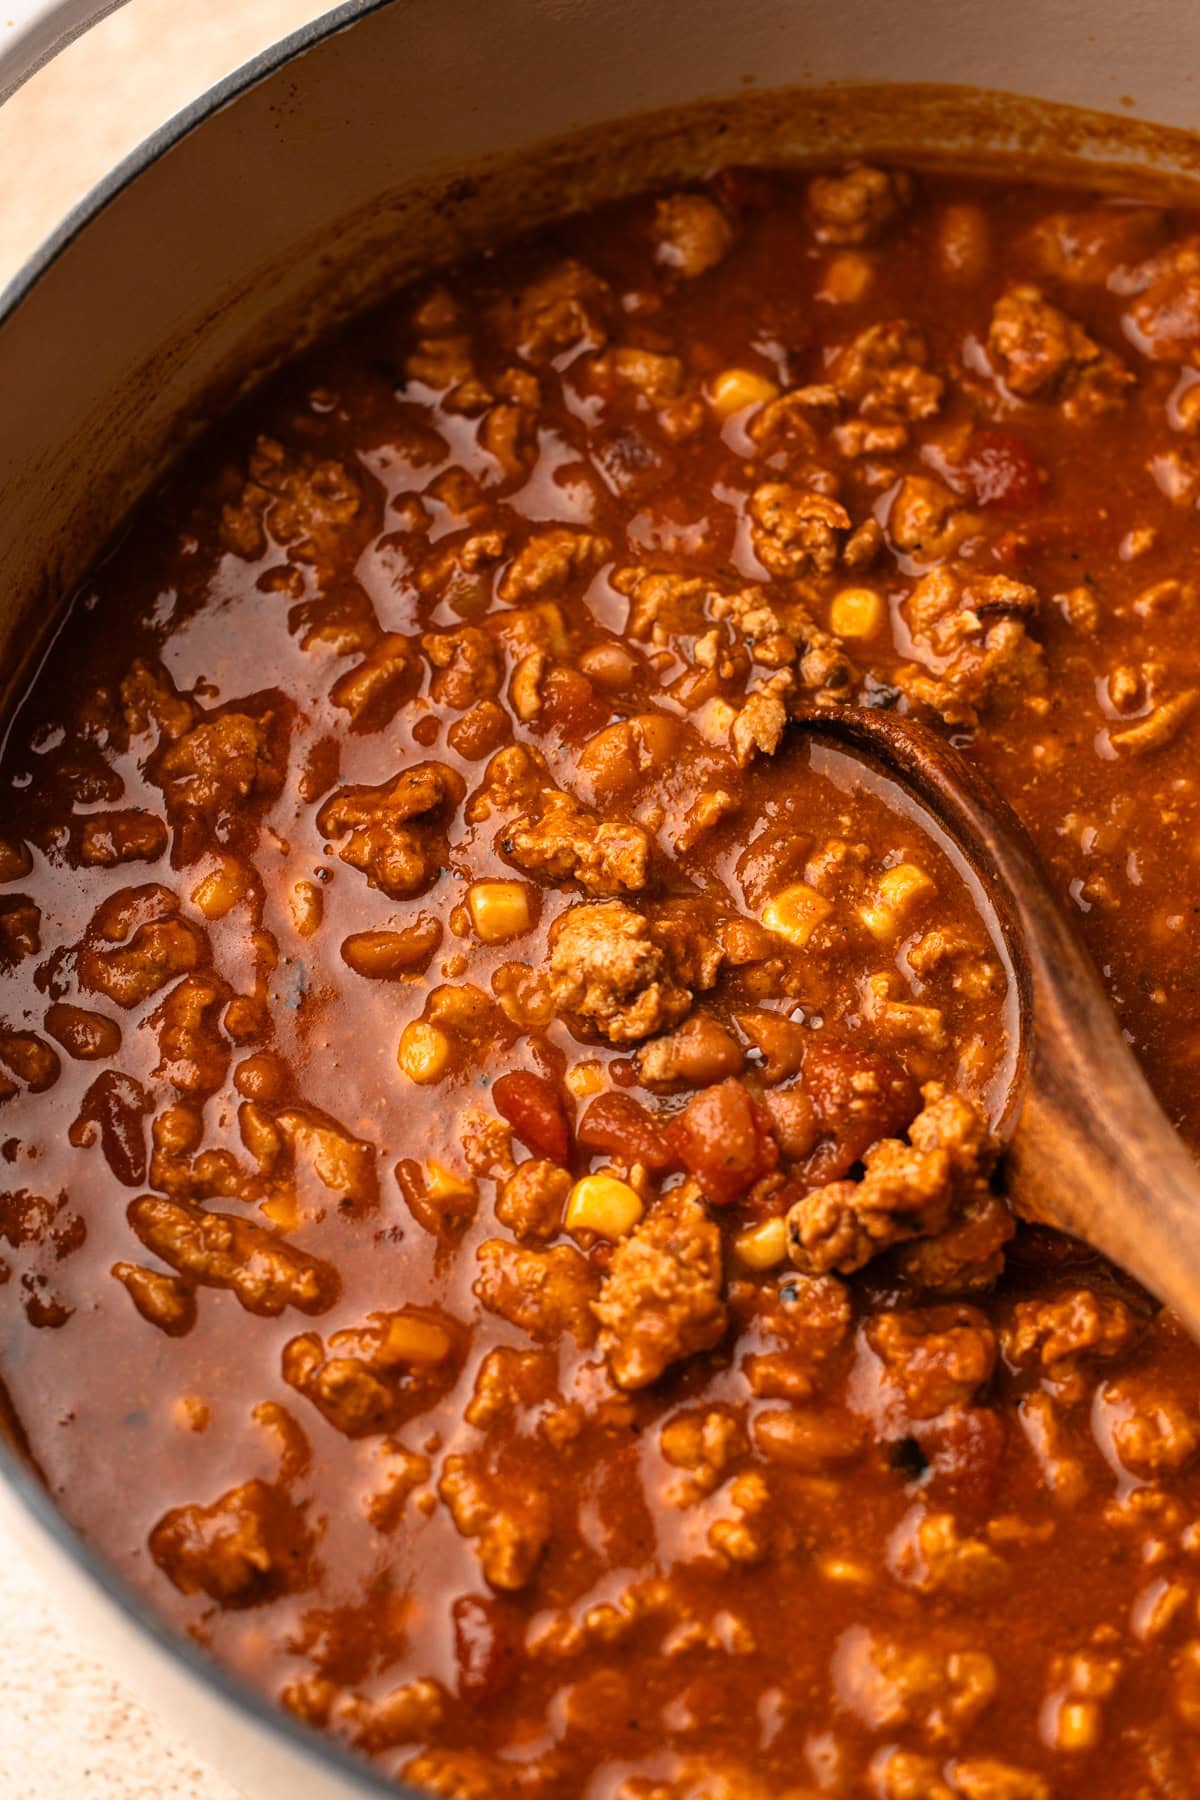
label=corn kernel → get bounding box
[762,883,833,948]
[467,880,532,944]
[381,1311,453,1366]
[425,1158,476,1204]
[829,586,884,639]
[734,1216,789,1270]
[878,863,936,910]
[1055,1699,1101,1751]
[566,1172,645,1240]
[566,1060,606,1099]
[818,251,874,304]
[857,900,893,939]
[817,1554,875,1586]
[707,367,780,418]
[859,863,936,939]
[398,1020,451,1084]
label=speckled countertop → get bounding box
[0,1538,244,1796]
[0,7,327,1791]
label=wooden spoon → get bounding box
[792,703,1200,1329]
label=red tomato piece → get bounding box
[492,1070,571,1164]
[577,1092,678,1173]
[801,1040,919,1184]
[962,429,1043,511]
[665,1077,779,1206]
[538,667,610,741]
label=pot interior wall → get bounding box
[4,0,1200,719]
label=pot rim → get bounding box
[0,1,134,105]
[0,11,423,1790]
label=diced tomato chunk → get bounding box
[577,1092,678,1173]
[665,1077,778,1206]
[492,1071,571,1164]
[962,429,1044,511]
[801,1040,919,1184]
[538,667,610,741]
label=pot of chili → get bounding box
[2,2,1200,1796]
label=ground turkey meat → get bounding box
[438,1451,552,1591]
[826,320,944,423]
[987,284,1133,418]
[548,900,715,1045]
[748,484,851,577]
[593,1185,727,1389]
[473,1239,598,1344]
[1121,236,1200,363]
[1096,1371,1200,1478]
[495,1160,572,1240]
[895,1189,1014,1295]
[806,165,912,245]
[950,1761,1050,1800]
[317,762,465,899]
[281,1306,458,1438]
[740,1270,852,1402]
[423,625,502,708]
[128,1195,338,1316]
[887,475,978,563]
[888,1506,1009,1600]
[325,1676,447,1757]
[154,712,284,820]
[497,525,610,602]
[868,1303,998,1420]
[1022,204,1165,286]
[503,788,651,895]
[898,566,1043,724]
[123,661,286,821]
[112,1261,195,1336]
[220,434,363,563]
[402,1749,533,1800]
[834,1623,997,1744]
[653,192,734,276]
[76,809,168,868]
[1005,1288,1139,1386]
[787,1086,997,1277]
[149,1477,312,1605]
[502,260,612,362]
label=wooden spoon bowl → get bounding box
[792,703,1200,1332]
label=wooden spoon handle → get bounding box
[792,705,1200,1332]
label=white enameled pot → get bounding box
[1,1,1199,1791]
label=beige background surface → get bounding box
[0,5,329,1792]
[0,0,327,285]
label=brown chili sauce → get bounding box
[2,163,1200,1796]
